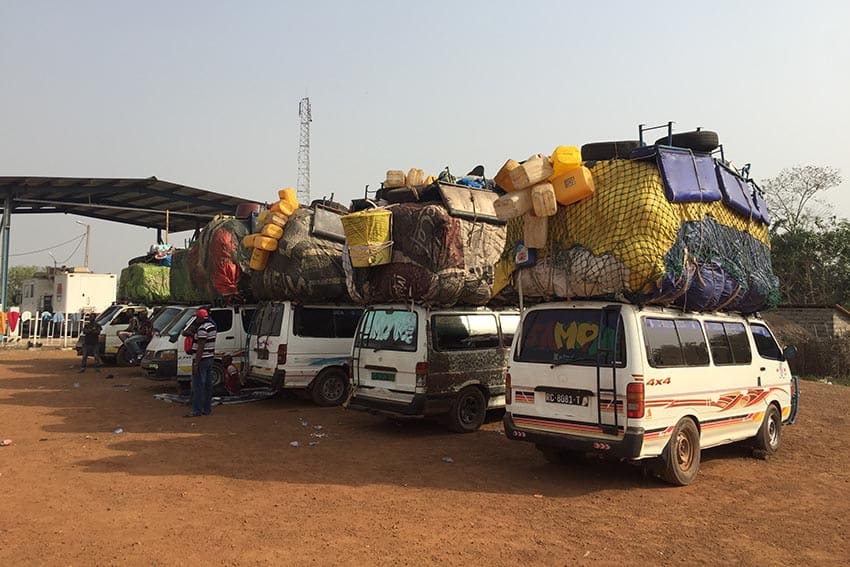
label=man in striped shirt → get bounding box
[186,308,217,417]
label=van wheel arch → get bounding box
[310,366,350,407]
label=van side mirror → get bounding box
[783,345,798,361]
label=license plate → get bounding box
[545,392,589,406]
[371,372,395,382]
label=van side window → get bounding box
[704,321,752,365]
[241,309,255,333]
[643,318,709,367]
[210,310,233,333]
[499,314,520,347]
[750,323,782,360]
[112,310,132,325]
[433,314,500,351]
[294,307,364,338]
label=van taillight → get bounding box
[626,382,645,419]
[505,372,512,405]
[415,362,428,389]
[277,344,287,365]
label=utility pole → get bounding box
[296,97,312,205]
[75,220,90,269]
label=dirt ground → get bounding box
[0,348,848,566]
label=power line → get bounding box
[54,234,86,264]
[10,233,86,257]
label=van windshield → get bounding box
[164,309,198,341]
[516,308,625,367]
[354,308,417,352]
[152,307,182,333]
[95,305,122,326]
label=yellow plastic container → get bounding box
[523,213,549,249]
[264,211,288,228]
[550,166,595,206]
[494,159,520,192]
[242,233,257,249]
[549,146,582,178]
[341,209,393,267]
[494,187,533,220]
[278,188,299,215]
[254,235,279,252]
[508,155,554,191]
[261,223,284,240]
[249,248,270,270]
[530,183,558,217]
[257,209,269,224]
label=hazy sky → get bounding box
[2,0,849,276]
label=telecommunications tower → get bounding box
[296,97,312,205]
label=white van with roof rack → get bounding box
[503,300,798,485]
[246,301,364,406]
[348,304,520,432]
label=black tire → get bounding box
[446,387,487,433]
[536,444,580,465]
[115,345,132,367]
[210,362,226,395]
[311,367,350,407]
[660,418,701,486]
[580,140,641,161]
[752,404,782,455]
[654,130,719,153]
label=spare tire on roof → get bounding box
[581,140,641,161]
[654,130,720,153]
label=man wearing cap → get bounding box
[186,308,217,417]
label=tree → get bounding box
[6,265,43,305]
[762,165,843,235]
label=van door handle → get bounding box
[760,367,766,371]
[225,336,235,339]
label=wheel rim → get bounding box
[675,430,695,472]
[322,376,344,403]
[767,412,779,449]
[459,394,482,425]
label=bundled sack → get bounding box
[343,202,507,307]
[169,248,205,304]
[251,206,352,302]
[494,158,779,312]
[118,264,170,304]
[188,216,252,301]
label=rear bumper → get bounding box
[348,390,452,418]
[503,412,645,459]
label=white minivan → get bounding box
[75,303,151,363]
[141,304,256,393]
[348,304,520,432]
[503,300,798,485]
[246,302,363,406]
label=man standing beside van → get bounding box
[186,308,217,417]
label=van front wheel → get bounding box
[311,368,349,407]
[660,418,701,486]
[752,404,782,456]
[446,387,487,433]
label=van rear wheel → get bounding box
[446,387,487,433]
[660,418,701,486]
[311,368,349,407]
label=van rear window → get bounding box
[355,309,417,352]
[516,309,625,366]
[294,307,364,338]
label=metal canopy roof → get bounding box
[0,176,261,232]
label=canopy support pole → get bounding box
[1,191,11,310]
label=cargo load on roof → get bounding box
[492,132,778,313]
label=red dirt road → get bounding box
[0,349,848,566]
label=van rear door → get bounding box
[512,306,626,433]
[353,307,423,402]
[248,302,287,381]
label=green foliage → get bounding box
[6,265,43,304]
[771,222,850,305]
